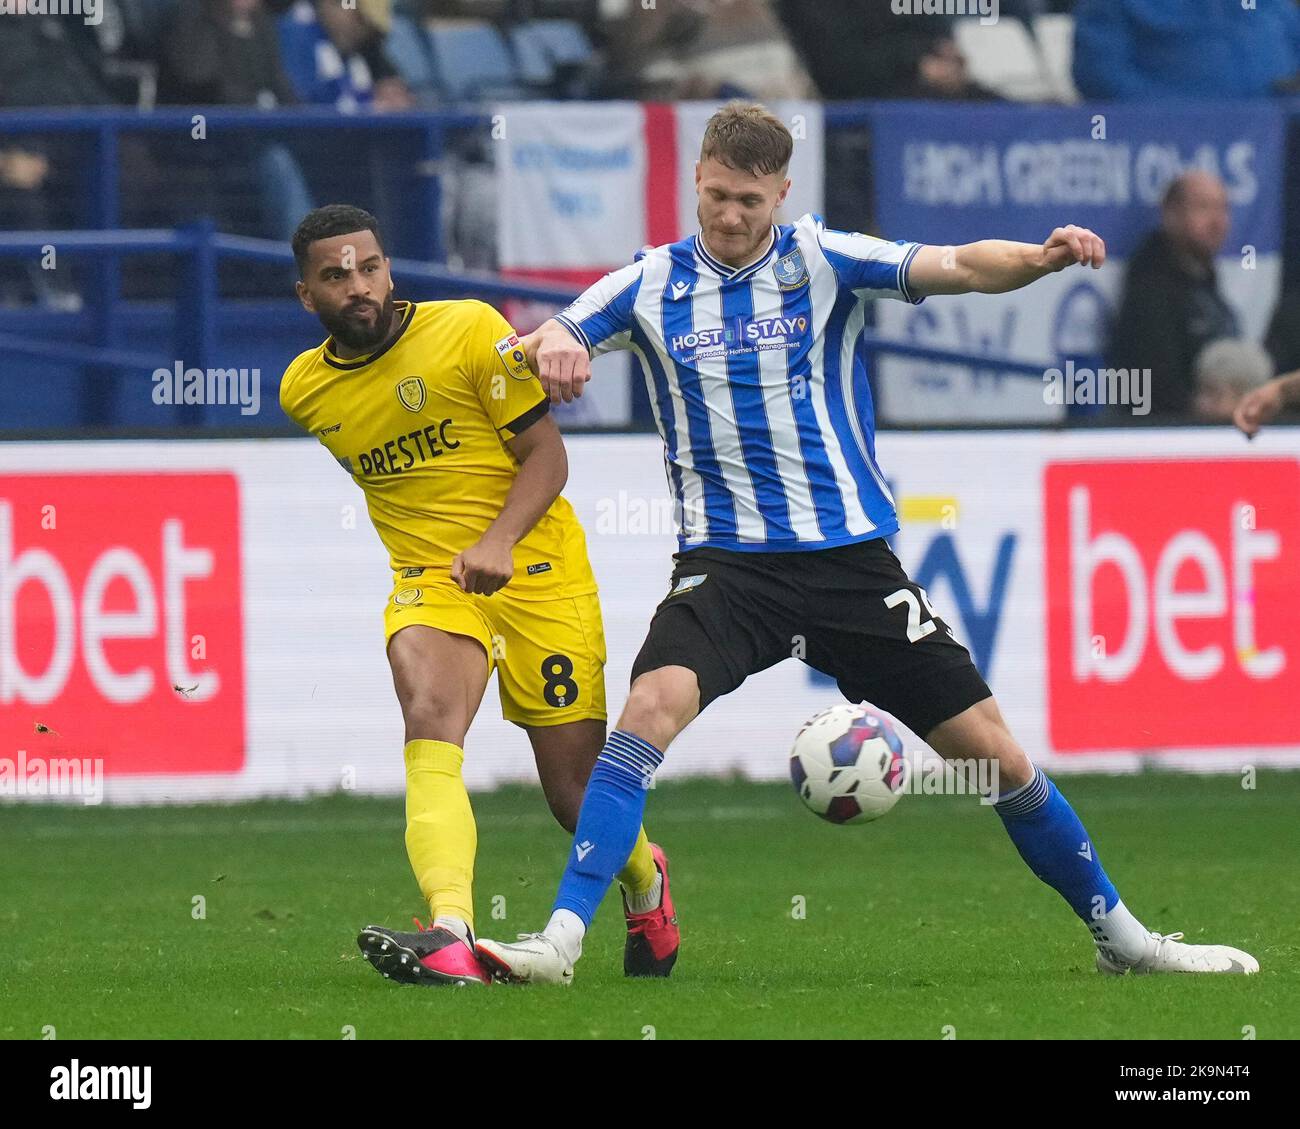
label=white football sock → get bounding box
[544,908,586,963]
[1088,900,1151,963]
[433,915,471,944]
[623,873,664,915]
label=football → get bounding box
[789,703,909,824]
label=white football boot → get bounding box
[475,933,575,986]
[1096,931,1259,975]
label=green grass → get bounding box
[2,773,1295,1040]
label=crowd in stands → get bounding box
[3,0,1300,423]
[1073,0,1300,100]
[3,0,1300,126]
[11,0,1300,117]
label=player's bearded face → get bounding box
[695,158,790,266]
[319,288,397,352]
[298,230,398,353]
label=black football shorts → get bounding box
[630,536,992,738]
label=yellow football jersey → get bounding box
[280,299,596,600]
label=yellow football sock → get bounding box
[617,826,657,898]
[403,739,476,929]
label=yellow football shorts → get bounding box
[383,571,607,727]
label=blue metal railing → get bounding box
[0,225,1058,381]
[0,104,1108,429]
[0,107,487,262]
[0,107,496,426]
[0,225,584,384]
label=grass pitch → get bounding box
[2,773,1295,1040]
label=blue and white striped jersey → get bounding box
[556,214,924,552]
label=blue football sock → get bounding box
[553,731,664,928]
[994,766,1119,922]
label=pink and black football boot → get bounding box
[622,843,680,978]
[357,919,490,986]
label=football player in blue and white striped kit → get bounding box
[477,102,1259,984]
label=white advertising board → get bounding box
[2,429,1297,804]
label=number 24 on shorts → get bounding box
[885,587,943,643]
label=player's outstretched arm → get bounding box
[520,318,593,405]
[519,261,643,402]
[451,414,569,596]
[1234,370,1300,438]
[908,225,1106,296]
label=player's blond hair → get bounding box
[699,102,793,177]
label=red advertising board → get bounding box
[1045,459,1300,750]
[0,473,245,773]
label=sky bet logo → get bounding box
[669,315,809,356]
[1045,459,1300,750]
[0,473,245,775]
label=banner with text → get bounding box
[869,103,1285,423]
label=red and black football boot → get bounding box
[357,919,489,986]
[622,843,680,978]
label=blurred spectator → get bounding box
[775,0,999,100]
[0,2,114,308]
[597,0,703,98]
[55,0,166,106]
[278,0,415,111]
[1074,0,1300,100]
[1108,171,1240,419]
[159,0,314,241]
[0,152,49,197]
[1192,339,1274,423]
[0,0,114,107]
[160,0,300,107]
[601,0,813,101]
[1000,0,1079,15]
[0,149,68,309]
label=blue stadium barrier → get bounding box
[0,107,488,261]
[0,223,1063,434]
[6,101,1254,431]
[0,107,498,429]
[0,224,581,431]
[0,223,1058,373]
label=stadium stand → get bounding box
[425,20,528,102]
[1032,13,1080,103]
[952,17,1059,103]
[5,0,1300,435]
[381,13,443,106]
[1072,0,1300,100]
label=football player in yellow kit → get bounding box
[280,206,678,985]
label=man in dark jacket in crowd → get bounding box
[0,2,114,307]
[0,0,114,108]
[1107,171,1241,420]
[158,0,313,239]
[774,0,998,100]
[159,0,301,107]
